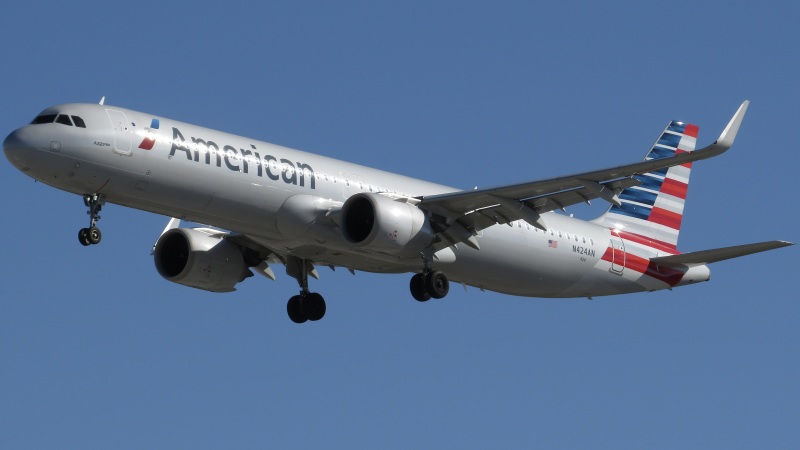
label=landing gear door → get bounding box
[609,230,625,274]
[106,109,132,156]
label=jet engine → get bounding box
[153,228,250,292]
[340,193,435,256]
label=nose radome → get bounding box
[4,129,24,160]
[4,127,36,171]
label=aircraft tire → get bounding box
[287,295,307,324]
[425,271,449,299]
[302,293,326,321]
[78,228,92,246]
[410,274,431,302]
[88,227,102,245]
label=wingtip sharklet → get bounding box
[714,100,749,149]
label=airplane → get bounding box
[3,99,792,323]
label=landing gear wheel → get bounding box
[425,270,449,299]
[287,295,308,324]
[410,273,431,302]
[78,228,91,246]
[302,293,326,321]
[87,227,102,245]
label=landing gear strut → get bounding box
[78,194,105,246]
[286,256,326,323]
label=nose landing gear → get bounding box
[78,194,105,246]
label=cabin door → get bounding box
[106,109,132,156]
[610,231,626,274]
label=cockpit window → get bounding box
[32,114,57,124]
[71,116,86,128]
[55,115,73,126]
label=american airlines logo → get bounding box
[165,127,315,189]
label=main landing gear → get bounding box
[78,194,106,246]
[287,292,326,324]
[285,256,326,324]
[409,270,450,302]
[409,252,450,302]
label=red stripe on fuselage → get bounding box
[616,230,677,253]
[600,247,685,286]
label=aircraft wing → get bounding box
[418,101,749,250]
[650,241,793,267]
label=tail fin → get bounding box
[595,120,699,251]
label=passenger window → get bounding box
[582,237,586,243]
[71,116,86,128]
[590,239,594,245]
[32,114,57,124]
[56,115,73,126]
[558,231,562,237]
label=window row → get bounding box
[513,220,595,245]
[312,172,409,197]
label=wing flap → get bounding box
[650,240,793,267]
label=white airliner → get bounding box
[3,99,792,323]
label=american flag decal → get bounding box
[548,240,558,248]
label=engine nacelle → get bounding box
[153,228,249,293]
[340,193,435,256]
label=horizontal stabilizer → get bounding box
[650,240,793,267]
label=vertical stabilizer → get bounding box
[595,121,699,251]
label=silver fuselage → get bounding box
[4,103,710,298]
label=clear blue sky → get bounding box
[1,1,797,449]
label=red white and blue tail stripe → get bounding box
[596,120,699,251]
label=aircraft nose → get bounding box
[4,128,24,157]
[4,127,36,172]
